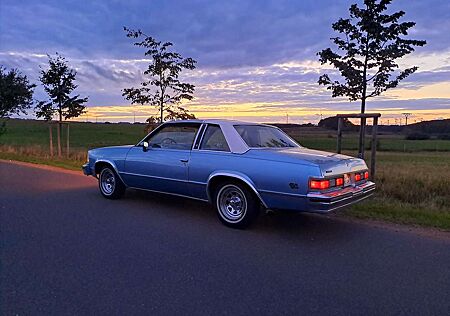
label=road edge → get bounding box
[332,214,450,241]
[0,159,85,177]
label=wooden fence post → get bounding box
[337,117,343,154]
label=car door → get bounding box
[122,122,201,196]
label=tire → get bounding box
[214,181,260,229]
[98,166,126,199]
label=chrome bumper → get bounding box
[306,181,375,213]
[82,163,91,176]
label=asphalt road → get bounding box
[1,161,449,315]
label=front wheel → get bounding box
[214,182,260,229]
[99,167,126,199]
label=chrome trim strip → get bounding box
[195,123,208,150]
[259,189,307,198]
[196,149,233,154]
[128,186,209,203]
[192,123,206,150]
[120,171,189,183]
[189,180,208,186]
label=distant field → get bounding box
[2,119,450,153]
[1,119,449,230]
[0,119,147,150]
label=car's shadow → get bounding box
[122,188,359,240]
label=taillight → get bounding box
[355,174,361,181]
[310,179,330,190]
[335,177,344,186]
[364,171,369,179]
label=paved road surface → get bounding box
[1,161,449,315]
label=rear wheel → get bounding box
[214,181,259,229]
[98,166,125,199]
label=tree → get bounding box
[35,53,88,157]
[123,27,197,123]
[317,0,425,158]
[0,67,35,135]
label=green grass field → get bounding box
[1,119,449,230]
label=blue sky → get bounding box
[1,0,449,123]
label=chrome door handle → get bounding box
[180,159,189,163]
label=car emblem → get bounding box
[343,173,351,186]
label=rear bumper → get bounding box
[306,181,375,213]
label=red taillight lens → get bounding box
[364,171,369,179]
[335,178,344,186]
[310,179,330,190]
[355,174,361,181]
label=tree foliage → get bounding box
[164,106,196,121]
[123,27,197,122]
[0,67,35,134]
[35,53,88,121]
[317,0,426,113]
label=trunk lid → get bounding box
[245,147,367,176]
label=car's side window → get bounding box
[200,125,230,152]
[147,124,200,150]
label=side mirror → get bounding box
[143,141,149,152]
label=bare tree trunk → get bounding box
[358,97,366,159]
[66,124,70,158]
[359,43,369,159]
[57,109,62,158]
[49,123,53,157]
[57,122,62,157]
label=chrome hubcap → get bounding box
[218,185,247,222]
[100,169,115,195]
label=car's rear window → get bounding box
[234,125,299,148]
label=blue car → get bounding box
[82,119,375,228]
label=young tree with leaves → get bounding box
[317,0,426,158]
[35,53,88,157]
[0,67,35,135]
[123,27,197,123]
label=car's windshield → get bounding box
[234,125,299,148]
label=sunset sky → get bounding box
[1,0,449,124]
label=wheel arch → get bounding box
[206,172,268,208]
[94,159,127,186]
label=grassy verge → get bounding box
[346,199,450,231]
[0,145,84,170]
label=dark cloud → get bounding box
[1,0,449,121]
[2,0,445,67]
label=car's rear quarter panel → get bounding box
[188,151,321,210]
